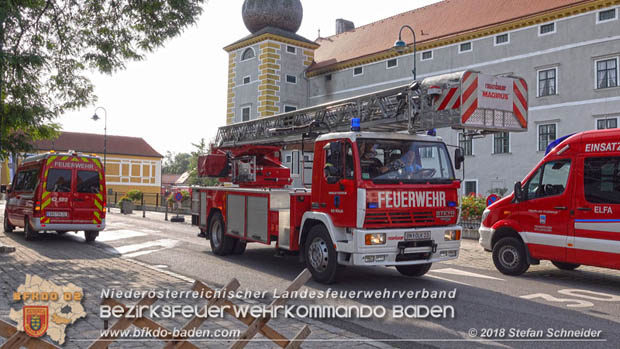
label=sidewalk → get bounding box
[0,207,391,348]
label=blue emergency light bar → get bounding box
[351,118,361,132]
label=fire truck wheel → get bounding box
[24,218,37,241]
[85,231,99,242]
[395,263,432,277]
[232,239,247,255]
[56,230,68,235]
[305,225,338,284]
[209,212,234,255]
[3,214,14,233]
[492,237,530,275]
[552,261,581,270]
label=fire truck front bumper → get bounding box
[339,226,462,266]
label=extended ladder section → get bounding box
[216,70,528,148]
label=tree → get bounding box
[187,137,217,186]
[162,151,191,174]
[0,0,204,159]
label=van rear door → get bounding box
[41,163,73,225]
[573,155,620,269]
[73,159,105,225]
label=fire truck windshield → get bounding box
[357,139,455,184]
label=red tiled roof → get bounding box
[310,0,592,71]
[34,131,163,158]
[162,174,182,185]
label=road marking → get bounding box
[426,274,472,286]
[96,229,146,242]
[123,249,169,258]
[140,229,161,234]
[105,238,178,255]
[431,268,505,281]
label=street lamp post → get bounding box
[91,107,107,173]
[393,25,417,80]
[92,107,108,212]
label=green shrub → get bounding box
[127,189,143,202]
[460,194,486,220]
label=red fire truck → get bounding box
[4,151,106,241]
[480,129,620,275]
[194,70,528,283]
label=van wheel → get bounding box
[209,212,234,255]
[396,263,432,277]
[304,225,338,284]
[552,261,581,270]
[85,231,99,242]
[4,214,14,233]
[24,218,37,241]
[492,237,530,275]
[232,239,247,255]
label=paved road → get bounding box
[4,209,620,348]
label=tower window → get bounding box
[353,67,363,76]
[286,75,297,84]
[241,47,255,61]
[286,45,296,54]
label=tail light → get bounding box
[34,201,41,211]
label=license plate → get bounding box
[46,211,68,217]
[405,231,431,240]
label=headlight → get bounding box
[365,233,386,245]
[444,229,461,241]
[481,208,490,224]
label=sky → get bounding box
[58,0,441,156]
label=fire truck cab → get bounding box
[3,152,106,242]
[480,129,620,275]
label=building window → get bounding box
[241,47,255,61]
[537,67,557,96]
[459,42,472,53]
[538,124,556,151]
[421,50,433,61]
[493,132,510,154]
[286,45,296,54]
[284,105,297,112]
[539,22,555,35]
[464,180,477,196]
[286,74,297,84]
[495,33,509,45]
[386,59,397,69]
[325,74,332,81]
[596,58,618,89]
[458,133,473,156]
[353,67,363,76]
[243,76,251,84]
[597,8,617,23]
[241,107,250,122]
[596,117,618,129]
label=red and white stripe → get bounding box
[513,78,528,128]
[434,87,461,111]
[460,71,478,124]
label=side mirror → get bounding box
[514,181,525,202]
[454,148,465,170]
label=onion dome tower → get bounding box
[223,0,318,124]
